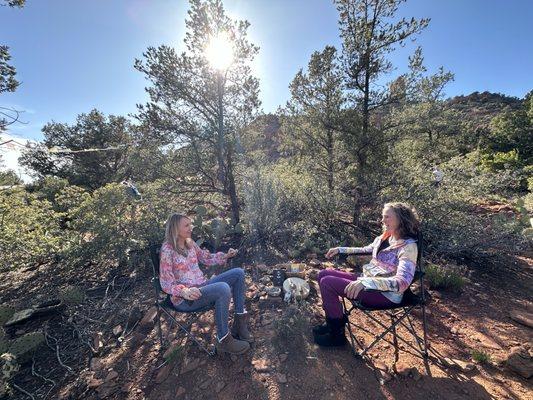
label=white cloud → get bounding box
[0,131,35,183]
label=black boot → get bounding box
[312,321,329,336]
[312,315,346,336]
[314,317,347,347]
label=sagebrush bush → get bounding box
[65,181,174,266]
[471,349,491,364]
[0,188,63,270]
[425,263,466,292]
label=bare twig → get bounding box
[44,330,73,373]
[74,313,105,325]
[32,355,56,399]
[66,318,96,353]
[12,383,35,400]
[101,275,118,308]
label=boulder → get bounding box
[506,345,533,379]
[510,310,533,329]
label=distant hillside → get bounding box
[242,114,282,162]
[447,91,523,127]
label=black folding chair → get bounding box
[341,232,429,360]
[148,243,215,356]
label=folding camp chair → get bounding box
[148,243,215,356]
[341,232,429,360]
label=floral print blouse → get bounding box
[159,240,226,306]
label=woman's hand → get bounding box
[325,247,339,259]
[345,281,364,299]
[225,248,238,259]
[182,287,202,301]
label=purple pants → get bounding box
[318,269,395,319]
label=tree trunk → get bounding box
[225,139,240,224]
[216,73,226,189]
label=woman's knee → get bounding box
[320,276,342,291]
[232,267,245,280]
[204,282,231,299]
[318,269,334,281]
[216,282,232,298]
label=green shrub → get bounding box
[471,349,491,364]
[0,188,64,270]
[425,263,466,292]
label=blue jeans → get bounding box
[172,268,246,340]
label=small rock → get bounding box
[181,358,201,374]
[411,368,422,381]
[509,309,533,329]
[155,364,173,384]
[90,358,103,372]
[93,333,104,353]
[121,383,132,393]
[175,386,186,397]
[450,326,460,335]
[279,354,288,363]
[230,354,238,362]
[87,377,104,389]
[199,378,211,390]
[104,370,118,382]
[96,381,119,399]
[215,381,226,393]
[443,357,476,372]
[112,325,122,337]
[139,306,158,328]
[252,359,271,373]
[506,346,533,379]
[276,373,287,384]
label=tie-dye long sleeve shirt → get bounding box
[159,241,227,306]
[338,232,418,303]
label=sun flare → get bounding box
[205,32,234,70]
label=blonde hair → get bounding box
[164,213,192,255]
[383,202,420,239]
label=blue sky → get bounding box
[1,0,532,141]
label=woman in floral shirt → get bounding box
[313,202,420,347]
[160,213,252,355]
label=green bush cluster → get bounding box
[425,263,466,292]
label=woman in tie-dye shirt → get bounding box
[313,202,420,347]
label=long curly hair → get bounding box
[384,202,420,239]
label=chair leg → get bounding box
[421,305,429,358]
[390,312,399,362]
[342,300,361,358]
[156,306,164,346]
[161,308,215,357]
